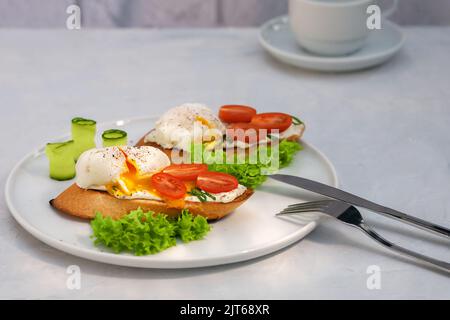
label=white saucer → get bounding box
[258,16,405,72]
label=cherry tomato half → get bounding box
[151,173,186,199]
[197,171,239,193]
[251,112,292,133]
[219,105,257,123]
[163,164,208,181]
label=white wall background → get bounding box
[0,0,449,28]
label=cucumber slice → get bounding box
[45,140,76,181]
[102,129,128,147]
[71,117,96,160]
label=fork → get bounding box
[277,200,450,272]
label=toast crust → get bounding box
[51,184,253,220]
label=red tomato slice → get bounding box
[226,122,263,143]
[163,164,208,181]
[151,173,186,199]
[251,112,292,133]
[219,105,257,123]
[197,172,239,193]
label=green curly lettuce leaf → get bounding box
[90,208,211,256]
[278,139,303,168]
[176,210,211,242]
[202,140,302,189]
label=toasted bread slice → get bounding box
[50,135,253,221]
[50,184,253,220]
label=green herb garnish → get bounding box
[188,188,216,202]
[90,208,211,255]
[291,115,303,125]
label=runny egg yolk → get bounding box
[106,157,157,198]
[106,155,197,207]
[195,116,214,129]
[195,116,221,147]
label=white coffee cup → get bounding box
[289,0,398,56]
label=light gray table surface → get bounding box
[0,27,449,300]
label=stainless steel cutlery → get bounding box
[277,200,449,272]
[270,174,450,238]
[271,174,450,272]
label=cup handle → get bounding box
[380,0,398,18]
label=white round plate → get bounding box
[5,116,338,268]
[259,16,404,72]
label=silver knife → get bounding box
[270,174,450,238]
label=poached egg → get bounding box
[144,103,226,152]
[76,146,171,200]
